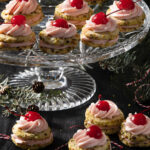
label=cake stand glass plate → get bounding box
[0,0,150,111]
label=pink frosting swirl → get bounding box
[84,16,117,32]
[5,0,38,15]
[0,24,32,36]
[45,21,77,38]
[89,100,121,119]
[125,113,150,135]
[73,129,107,148]
[15,116,49,133]
[109,1,143,20]
[58,0,89,16]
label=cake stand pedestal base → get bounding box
[9,67,96,111]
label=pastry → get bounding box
[81,12,119,48]
[1,0,44,26]
[84,99,124,134]
[0,15,36,51]
[107,0,145,32]
[84,0,105,6]
[68,125,111,150]
[39,18,80,54]
[11,111,53,149]
[54,0,93,29]
[119,113,150,147]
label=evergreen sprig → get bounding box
[99,51,136,73]
[0,77,66,117]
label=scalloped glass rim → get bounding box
[0,0,149,67]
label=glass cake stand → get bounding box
[0,0,150,111]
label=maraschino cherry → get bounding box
[24,111,42,121]
[86,125,103,139]
[52,19,69,28]
[11,15,26,26]
[96,100,110,112]
[70,0,83,9]
[92,12,108,25]
[132,113,147,125]
[117,0,135,10]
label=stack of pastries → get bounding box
[0,15,36,51]
[107,0,145,32]
[81,12,119,48]
[0,0,146,51]
[11,111,53,149]
[84,99,124,134]
[54,0,93,29]
[119,113,150,147]
[1,0,44,26]
[68,125,111,150]
[69,95,150,149]
[39,19,79,54]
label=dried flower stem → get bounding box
[140,107,150,113]
[126,68,150,87]
[69,125,84,129]
[98,94,102,100]
[111,141,123,149]
[134,84,150,108]
[4,105,23,117]
[106,0,142,17]
[0,133,10,140]
[55,143,68,150]
[4,105,30,119]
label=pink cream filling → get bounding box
[40,40,73,49]
[11,133,53,146]
[81,35,119,45]
[0,41,34,48]
[121,25,139,28]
